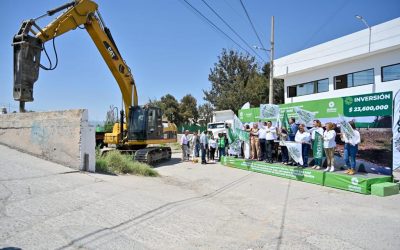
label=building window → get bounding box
[288,86,296,97]
[317,78,329,92]
[287,78,328,98]
[297,82,314,96]
[334,69,374,89]
[382,63,400,82]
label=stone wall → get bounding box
[0,109,95,171]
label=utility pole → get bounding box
[269,16,274,104]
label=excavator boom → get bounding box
[12,0,177,163]
[12,0,137,116]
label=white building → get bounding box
[274,17,400,103]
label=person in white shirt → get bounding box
[199,131,208,164]
[258,121,267,161]
[310,120,324,169]
[295,124,311,167]
[208,136,217,162]
[243,124,251,159]
[341,121,361,175]
[323,122,337,172]
[262,121,277,163]
[180,130,190,161]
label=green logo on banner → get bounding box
[351,177,359,185]
[344,97,353,106]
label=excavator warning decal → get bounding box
[103,41,118,60]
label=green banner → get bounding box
[221,156,392,194]
[312,131,324,159]
[221,156,324,185]
[222,156,252,171]
[324,172,392,194]
[280,97,344,119]
[253,108,262,121]
[343,92,392,117]
[238,108,256,122]
[239,91,392,123]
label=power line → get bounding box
[298,0,349,50]
[200,0,266,63]
[222,0,246,24]
[239,0,266,52]
[178,0,221,38]
[178,0,255,60]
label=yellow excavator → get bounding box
[12,0,177,164]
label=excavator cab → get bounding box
[128,106,163,141]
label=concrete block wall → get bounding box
[0,109,95,171]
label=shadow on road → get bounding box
[152,157,182,168]
[55,172,255,249]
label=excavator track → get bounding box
[134,147,172,165]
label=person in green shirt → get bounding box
[217,133,226,162]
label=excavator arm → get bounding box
[12,0,138,119]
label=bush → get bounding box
[95,150,159,177]
[95,158,109,173]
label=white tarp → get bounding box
[285,141,303,165]
[393,90,400,171]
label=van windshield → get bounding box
[208,123,226,129]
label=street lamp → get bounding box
[253,16,274,104]
[355,15,371,52]
[253,46,270,52]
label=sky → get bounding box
[1,0,399,121]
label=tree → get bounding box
[198,102,214,125]
[151,94,182,124]
[104,105,118,132]
[203,49,265,113]
[179,94,199,124]
[203,49,285,113]
[147,98,164,109]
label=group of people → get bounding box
[247,121,278,163]
[180,117,361,175]
[244,117,361,175]
[180,130,229,164]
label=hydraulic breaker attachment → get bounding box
[12,20,42,112]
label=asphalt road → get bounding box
[0,144,399,250]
